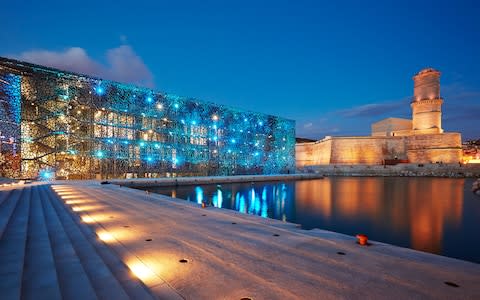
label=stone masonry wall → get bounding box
[330,137,406,164]
[296,133,463,166]
[406,133,462,163]
[296,136,407,166]
[296,139,332,167]
[411,99,443,134]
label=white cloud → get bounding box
[11,45,154,88]
[105,45,154,87]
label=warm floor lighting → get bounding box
[51,186,68,189]
[71,205,102,212]
[86,214,111,223]
[60,194,86,199]
[56,193,79,197]
[81,215,95,223]
[97,231,115,242]
[65,200,90,205]
[127,261,156,281]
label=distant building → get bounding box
[371,117,412,137]
[0,57,295,179]
[296,68,463,166]
[463,139,480,163]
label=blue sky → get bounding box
[1,0,479,139]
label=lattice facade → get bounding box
[0,57,295,179]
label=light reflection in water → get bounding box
[211,185,223,208]
[147,177,480,263]
[163,182,294,220]
[239,194,246,213]
[195,186,203,204]
[261,187,268,218]
[217,186,223,208]
[248,187,255,214]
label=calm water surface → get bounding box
[148,177,480,263]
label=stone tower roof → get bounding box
[414,68,441,77]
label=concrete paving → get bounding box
[46,181,480,299]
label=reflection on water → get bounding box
[295,178,465,255]
[148,177,480,263]
[162,182,295,223]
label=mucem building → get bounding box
[0,57,295,179]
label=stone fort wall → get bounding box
[329,136,406,164]
[296,133,462,167]
[296,138,332,166]
[406,133,462,163]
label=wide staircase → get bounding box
[0,184,157,300]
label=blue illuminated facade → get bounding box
[0,57,295,179]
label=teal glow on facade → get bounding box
[0,57,295,179]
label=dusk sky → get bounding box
[1,0,479,139]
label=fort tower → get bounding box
[411,68,443,134]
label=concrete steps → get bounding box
[45,186,131,300]
[0,189,21,241]
[0,184,156,300]
[22,185,62,300]
[0,188,13,206]
[0,187,30,300]
[40,185,99,300]
[48,192,157,300]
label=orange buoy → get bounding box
[356,234,368,246]
[201,202,206,208]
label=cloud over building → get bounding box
[11,45,154,88]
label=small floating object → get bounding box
[356,234,368,246]
[145,190,150,194]
[201,202,206,208]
